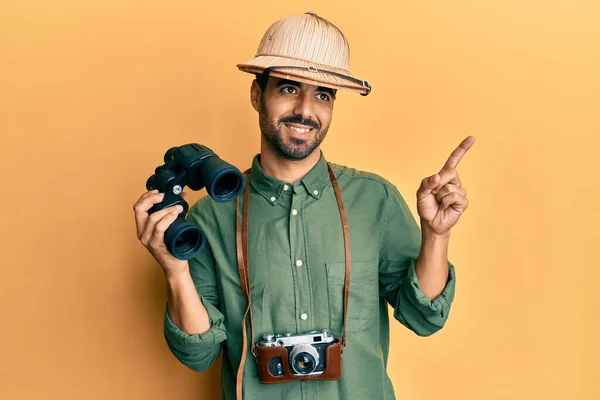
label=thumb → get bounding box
[417,174,440,200]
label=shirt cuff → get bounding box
[163,298,227,352]
[402,259,456,317]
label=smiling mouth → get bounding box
[284,123,315,134]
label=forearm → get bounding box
[166,267,211,335]
[415,223,451,300]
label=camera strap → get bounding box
[234,162,351,400]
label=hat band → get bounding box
[262,65,371,96]
[256,52,349,69]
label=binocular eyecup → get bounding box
[164,216,205,261]
[198,154,245,203]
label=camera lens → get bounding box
[292,353,316,374]
[290,344,319,375]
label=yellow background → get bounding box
[1,0,599,399]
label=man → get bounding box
[133,11,474,400]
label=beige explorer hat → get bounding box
[237,11,371,96]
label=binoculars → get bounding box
[146,143,245,260]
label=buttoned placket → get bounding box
[288,183,314,334]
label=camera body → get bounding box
[145,143,245,260]
[256,329,342,382]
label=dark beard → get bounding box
[259,100,329,161]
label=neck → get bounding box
[259,142,321,184]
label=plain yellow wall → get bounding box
[1,0,599,399]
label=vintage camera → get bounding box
[256,329,342,382]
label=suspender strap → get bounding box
[234,163,351,400]
[327,164,352,348]
[235,169,252,400]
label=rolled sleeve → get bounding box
[163,295,227,372]
[394,258,455,336]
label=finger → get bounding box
[434,184,466,203]
[439,192,469,212]
[134,192,165,239]
[140,204,183,246]
[433,168,462,194]
[442,136,476,171]
[148,209,181,253]
[417,174,440,200]
[134,189,160,206]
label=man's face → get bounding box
[252,77,336,161]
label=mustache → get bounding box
[279,115,320,130]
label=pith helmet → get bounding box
[237,11,371,96]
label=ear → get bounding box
[250,80,261,112]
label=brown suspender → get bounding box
[327,164,352,349]
[234,174,253,400]
[234,163,351,400]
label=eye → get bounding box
[282,86,298,94]
[317,93,332,102]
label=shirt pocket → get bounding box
[325,258,379,335]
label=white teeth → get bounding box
[287,125,311,134]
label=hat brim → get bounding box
[237,55,370,95]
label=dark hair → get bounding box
[254,73,268,91]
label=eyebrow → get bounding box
[275,79,336,97]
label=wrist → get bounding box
[164,263,191,283]
[421,221,451,243]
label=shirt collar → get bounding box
[248,151,329,204]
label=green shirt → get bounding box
[163,152,456,400]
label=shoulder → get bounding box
[329,162,419,230]
[328,161,403,198]
[187,193,236,227]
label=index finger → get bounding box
[442,136,476,170]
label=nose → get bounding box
[292,92,315,123]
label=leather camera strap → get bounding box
[235,163,351,400]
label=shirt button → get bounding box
[296,259,303,267]
[283,184,289,191]
[292,209,298,216]
[270,196,276,202]
[313,190,319,195]
[300,313,308,320]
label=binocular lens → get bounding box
[213,172,244,200]
[200,156,245,202]
[165,219,206,260]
